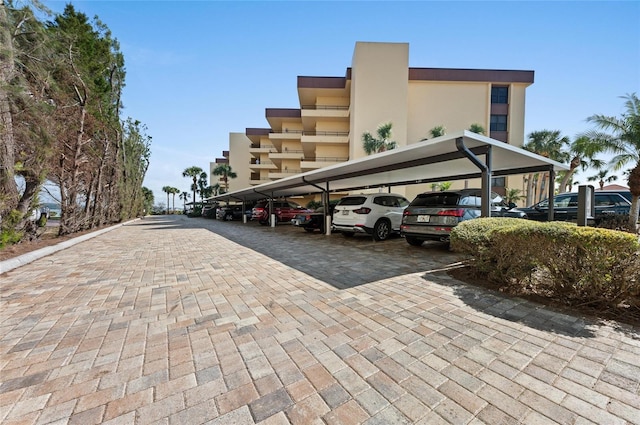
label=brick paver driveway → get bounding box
[1,215,638,424]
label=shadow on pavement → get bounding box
[137,215,460,290]
[136,215,639,338]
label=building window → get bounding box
[491,86,508,104]
[490,115,508,131]
[491,177,506,187]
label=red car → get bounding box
[251,200,312,225]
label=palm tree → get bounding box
[182,166,203,212]
[504,188,524,207]
[362,122,397,155]
[422,125,446,141]
[169,187,180,213]
[587,169,618,190]
[584,93,640,230]
[161,186,171,214]
[468,123,486,135]
[197,172,209,205]
[212,164,237,193]
[210,183,221,197]
[556,171,583,193]
[557,135,604,193]
[141,187,154,215]
[179,191,190,213]
[523,130,570,204]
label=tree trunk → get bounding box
[91,137,109,227]
[536,172,549,203]
[558,156,580,193]
[525,174,536,206]
[60,99,88,235]
[0,3,19,216]
[14,172,41,231]
[627,162,640,231]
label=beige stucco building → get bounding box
[212,41,534,203]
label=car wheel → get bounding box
[225,214,233,221]
[259,220,268,226]
[373,220,391,241]
[405,236,423,247]
[304,228,315,233]
[342,232,354,238]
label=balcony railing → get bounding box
[250,144,275,150]
[301,105,349,110]
[307,157,349,162]
[303,131,349,137]
[269,130,349,137]
[270,129,303,134]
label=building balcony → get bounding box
[300,157,349,170]
[301,131,349,144]
[249,144,276,154]
[249,160,277,171]
[269,149,305,160]
[301,105,349,121]
[269,129,302,140]
[269,169,302,179]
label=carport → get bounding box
[209,131,569,232]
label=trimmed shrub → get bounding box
[451,218,640,308]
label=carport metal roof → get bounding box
[210,131,569,216]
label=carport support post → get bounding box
[242,199,247,223]
[456,137,492,217]
[269,197,276,227]
[547,166,556,221]
[482,149,492,217]
[325,182,331,236]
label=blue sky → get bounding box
[43,0,639,206]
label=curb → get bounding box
[1,219,139,274]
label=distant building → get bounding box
[213,41,534,201]
[600,184,629,191]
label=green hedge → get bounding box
[450,218,640,308]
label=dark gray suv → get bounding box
[518,190,631,223]
[400,189,526,246]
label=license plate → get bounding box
[342,210,349,215]
[417,215,430,223]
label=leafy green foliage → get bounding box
[584,93,640,229]
[306,200,322,210]
[362,122,397,154]
[183,166,203,212]
[2,3,150,239]
[468,123,486,135]
[0,210,24,249]
[430,125,446,138]
[451,218,640,309]
[212,164,237,193]
[504,188,524,206]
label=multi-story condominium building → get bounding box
[212,41,534,202]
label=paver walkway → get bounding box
[1,215,638,424]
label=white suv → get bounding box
[331,193,410,241]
